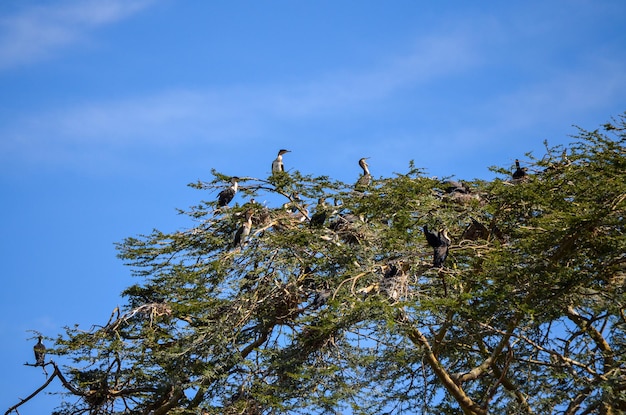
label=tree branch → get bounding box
[398,311,486,415]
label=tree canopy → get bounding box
[8,115,626,415]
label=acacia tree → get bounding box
[8,115,626,415]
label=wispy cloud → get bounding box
[0,30,482,164]
[0,0,155,69]
[1,16,624,175]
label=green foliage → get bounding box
[10,114,626,415]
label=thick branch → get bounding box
[453,315,520,384]
[566,306,614,367]
[5,361,83,415]
[398,313,486,415]
[5,369,57,415]
[187,327,272,410]
[153,386,185,415]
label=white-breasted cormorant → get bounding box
[423,225,451,268]
[217,176,239,207]
[272,149,291,173]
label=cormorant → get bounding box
[272,149,290,173]
[217,176,239,207]
[355,157,371,189]
[311,289,331,308]
[461,217,490,241]
[512,159,528,181]
[233,209,253,248]
[309,198,327,228]
[443,180,470,194]
[34,335,45,366]
[384,264,399,279]
[442,180,481,204]
[423,225,451,267]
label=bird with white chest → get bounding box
[271,149,290,174]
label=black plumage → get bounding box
[34,335,46,366]
[384,264,399,279]
[233,210,253,248]
[443,180,470,194]
[217,177,239,207]
[512,159,528,181]
[423,225,451,268]
[311,289,332,308]
[309,198,327,228]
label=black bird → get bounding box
[461,217,490,241]
[233,209,254,248]
[272,149,291,173]
[33,335,46,366]
[423,225,451,268]
[355,157,372,189]
[309,197,328,228]
[217,176,239,207]
[311,289,332,309]
[443,180,470,194]
[512,159,528,181]
[383,264,398,279]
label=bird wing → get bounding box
[423,226,441,247]
[218,188,234,206]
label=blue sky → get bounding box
[1,1,625,413]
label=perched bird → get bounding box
[271,149,291,173]
[384,264,399,279]
[355,157,372,189]
[512,159,528,181]
[461,217,490,241]
[423,225,451,268]
[233,209,254,248]
[309,197,328,228]
[33,335,46,366]
[217,176,239,207]
[311,289,332,309]
[443,180,470,194]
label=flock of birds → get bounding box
[215,149,531,271]
[30,152,530,366]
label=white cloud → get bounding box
[1,15,624,175]
[0,30,482,160]
[0,0,155,69]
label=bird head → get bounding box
[278,149,291,155]
[358,157,370,168]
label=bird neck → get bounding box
[441,230,450,244]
